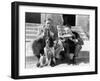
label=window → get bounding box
[25,12,41,23]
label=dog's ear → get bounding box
[40,53,42,56]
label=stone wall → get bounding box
[76,15,89,39]
[41,13,64,26]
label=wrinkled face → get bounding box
[45,20,53,29]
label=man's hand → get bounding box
[50,31,54,37]
[69,37,78,43]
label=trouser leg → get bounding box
[72,55,77,64]
[75,44,82,57]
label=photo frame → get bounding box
[11,1,98,79]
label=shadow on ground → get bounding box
[25,51,89,68]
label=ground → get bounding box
[25,40,89,68]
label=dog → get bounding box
[44,38,56,66]
[36,37,56,67]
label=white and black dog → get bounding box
[37,37,56,67]
[44,38,56,66]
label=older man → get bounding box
[38,18,58,41]
[33,18,59,67]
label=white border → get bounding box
[19,5,95,76]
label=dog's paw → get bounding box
[36,62,40,67]
[39,65,44,68]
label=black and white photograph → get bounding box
[11,2,97,79]
[25,13,89,68]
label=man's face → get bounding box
[45,20,52,28]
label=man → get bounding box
[66,25,84,64]
[38,18,58,40]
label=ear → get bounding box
[40,53,42,56]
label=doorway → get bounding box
[63,14,76,26]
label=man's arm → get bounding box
[72,31,84,45]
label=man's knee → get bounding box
[75,44,82,57]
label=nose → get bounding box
[47,40,49,43]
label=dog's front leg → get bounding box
[52,48,56,64]
[48,58,51,66]
[44,47,49,66]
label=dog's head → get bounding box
[45,36,54,48]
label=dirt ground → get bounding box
[25,51,89,68]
